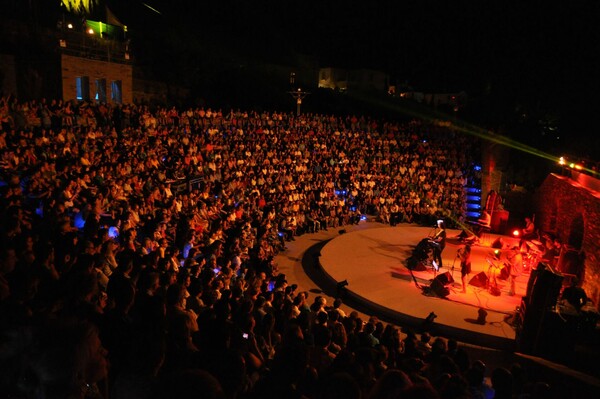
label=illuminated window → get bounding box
[95,78,107,102]
[76,76,90,101]
[111,80,122,103]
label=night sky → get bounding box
[114,0,598,90]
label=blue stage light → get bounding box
[73,212,86,229]
[108,226,119,239]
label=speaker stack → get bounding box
[469,271,489,288]
[517,262,565,355]
[430,272,454,297]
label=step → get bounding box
[465,211,482,218]
[465,187,482,194]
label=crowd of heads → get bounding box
[1,97,549,398]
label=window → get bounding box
[111,80,122,103]
[76,76,90,101]
[95,78,107,102]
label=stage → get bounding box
[317,224,528,349]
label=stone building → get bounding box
[535,172,600,309]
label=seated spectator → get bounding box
[561,277,588,310]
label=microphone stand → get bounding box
[450,254,461,288]
[451,255,457,280]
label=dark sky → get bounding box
[116,1,598,96]
[103,1,599,159]
[118,1,597,77]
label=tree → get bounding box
[61,0,97,15]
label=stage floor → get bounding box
[318,224,528,348]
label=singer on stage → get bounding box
[457,243,472,293]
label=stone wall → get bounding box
[61,54,132,104]
[536,173,600,310]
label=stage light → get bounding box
[558,156,566,166]
[512,230,520,237]
[73,213,86,229]
[108,226,119,239]
[67,23,73,29]
[336,279,348,297]
[422,311,438,331]
[425,312,437,323]
[87,28,94,35]
[476,308,488,325]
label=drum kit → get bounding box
[476,240,542,297]
[523,239,543,271]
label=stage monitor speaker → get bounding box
[434,271,454,286]
[498,266,510,280]
[469,272,489,288]
[528,263,563,311]
[430,278,450,297]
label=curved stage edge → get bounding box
[314,225,525,350]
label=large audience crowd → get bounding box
[1,97,552,398]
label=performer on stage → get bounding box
[523,216,536,238]
[430,220,447,273]
[505,246,523,296]
[457,243,472,293]
[456,210,491,244]
[485,250,503,296]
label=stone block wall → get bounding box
[61,54,132,104]
[536,173,600,310]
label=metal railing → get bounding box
[59,30,131,64]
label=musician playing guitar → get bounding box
[430,220,447,275]
[486,250,502,296]
[505,246,524,296]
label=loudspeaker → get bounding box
[469,272,489,288]
[528,263,563,311]
[434,271,454,286]
[429,272,454,297]
[430,278,450,297]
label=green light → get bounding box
[346,91,600,177]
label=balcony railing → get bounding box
[59,30,131,64]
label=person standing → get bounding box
[506,246,523,296]
[431,220,447,273]
[457,244,472,293]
